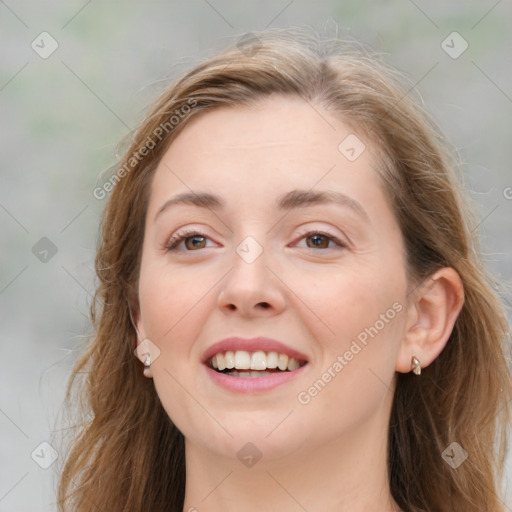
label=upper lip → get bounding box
[202,337,309,364]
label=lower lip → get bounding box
[204,364,307,393]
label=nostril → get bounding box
[225,302,270,311]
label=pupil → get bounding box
[187,236,205,249]
[309,234,327,248]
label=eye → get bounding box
[165,229,345,252]
[294,231,345,250]
[165,230,215,251]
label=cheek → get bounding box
[292,261,405,345]
[291,260,407,421]
[293,267,405,439]
[138,262,215,344]
[137,264,220,433]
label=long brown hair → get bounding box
[58,27,511,511]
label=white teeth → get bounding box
[210,350,306,372]
[266,351,278,369]
[216,353,226,371]
[250,351,267,370]
[241,371,270,378]
[234,350,251,370]
[226,371,272,378]
[278,354,289,371]
[224,351,235,369]
[287,357,300,371]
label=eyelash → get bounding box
[164,229,345,252]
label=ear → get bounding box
[396,267,464,373]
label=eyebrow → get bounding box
[154,189,369,222]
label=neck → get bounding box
[182,406,400,512]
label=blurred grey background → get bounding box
[1,1,511,510]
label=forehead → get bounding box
[147,95,386,217]
[168,95,356,158]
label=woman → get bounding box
[58,27,511,511]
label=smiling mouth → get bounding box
[208,349,307,377]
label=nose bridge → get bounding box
[218,234,285,314]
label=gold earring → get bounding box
[411,355,421,375]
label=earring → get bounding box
[411,355,421,375]
[143,353,152,378]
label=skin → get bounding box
[135,94,464,512]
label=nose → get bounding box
[217,245,286,318]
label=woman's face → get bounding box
[136,95,409,462]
